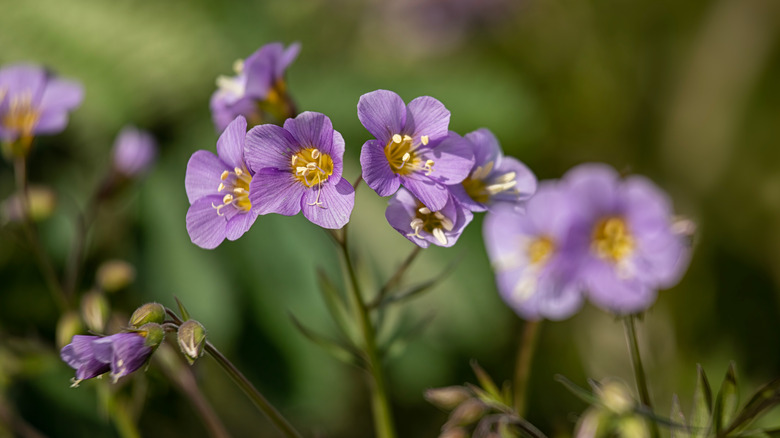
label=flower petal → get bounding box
[583,259,657,315]
[225,210,259,241]
[185,150,226,204]
[40,78,84,112]
[186,195,228,249]
[283,112,334,155]
[277,42,301,78]
[464,128,501,167]
[405,96,450,145]
[357,89,406,142]
[423,133,474,184]
[216,116,247,170]
[491,156,537,203]
[563,163,621,217]
[108,333,150,380]
[401,174,450,211]
[249,169,304,216]
[385,189,430,249]
[0,65,46,97]
[244,124,299,173]
[301,179,355,229]
[360,139,401,197]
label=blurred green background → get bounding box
[1,0,780,436]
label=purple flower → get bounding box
[0,64,83,146]
[244,112,355,229]
[60,331,157,386]
[358,89,474,210]
[563,163,690,314]
[386,188,473,248]
[210,42,300,132]
[185,116,259,249]
[112,126,157,177]
[449,128,537,212]
[483,183,585,320]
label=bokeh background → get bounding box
[2,0,780,436]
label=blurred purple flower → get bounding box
[483,183,585,320]
[358,89,474,210]
[210,42,300,132]
[563,164,690,314]
[185,116,259,249]
[60,331,156,386]
[449,128,537,212]
[245,112,354,229]
[112,126,156,177]
[0,64,83,146]
[386,188,473,248]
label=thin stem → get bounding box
[514,319,542,417]
[339,226,397,438]
[367,246,422,309]
[352,172,362,191]
[63,196,97,298]
[623,315,659,438]
[204,342,303,438]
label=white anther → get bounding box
[218,183,225,192]
[418,207,431,215]
[403,135,413,142]
[233,59,244,74]
[291,155,298,165]
[223,194,233,204]
[296,166,308,175]
[433,228,448,245]
[392,134,403,143]
[440,217,454,231]
[311,149,320,159]
[402,152,411,162]
[306,162,317,170]
[433,211,444,219]
[421,135,429,145]
[233,188,245,194]
[234,167,243,176]
[220,170,229,180]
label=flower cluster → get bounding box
[483,163,692,319]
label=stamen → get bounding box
[440,217,454,231]
[421,135,429,146]
[218,183,225,192]
[419,207,431,215]
[233,59,244,74]
[291,155,298,165]
[392,134,403,143]
[311,149,320,159]
[234,167,243,176]
[220,170,229,180]
[495,171,516,184]
[432,228,448,245]
[233,188,245,194]
[403,135,413,142]
[222,194,233,204]
[423,159,435,176]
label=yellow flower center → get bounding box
[2,91,40,146]
[291,148,333,208]
[527,236,555,265]
[592,217,634,262]
[384,134,434,176]
[462,160,519,204]
[407,204,454,245]
[212,166,253,215]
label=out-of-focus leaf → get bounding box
[288,313,362,368]
[315,268,358,345]
[671,394,690,438]
[472,361,502,400]
[380,311,435,360]
[713,362,739,435]
[692,364,713,438]
[174,296,191,322]
[723,378,780,435]
[554,374,601,406]
[378,255,460,307]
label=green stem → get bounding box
[339,227,397,438]
[368,246,421,309]
[514,319,542,417]
[204,342,303,438]
[623,315,659,438]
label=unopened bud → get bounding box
[80,290,110,333]
[598,380,635,415]
[177,320,206,365]
[56,311,83,349]
[439,427,468,438]
[137,323,165,348]
[96,260,135,292]
[2,186,56,223]
[425,386,472,410]
[129,302,166,327]
[444,398,486,429]
[617,416,650,438]
[112,126,157,177]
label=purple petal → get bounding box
[282,112,334,155]
[301,179,355,229]
[0,65,46,97]
[405,96,450,145]
[39,78,83,112]
[357,90,406,142]
[464,128,501,167]
[360,139,401,197]
[249,168,305,216]
[186,195,228,249]
[401,174,450,211]
[621,176,673,231]
[563,163,621,217]
[185,150,226,203]
[60,335,99,367]
[216,116,247,170]
[243,44,280,98]
[526,182,579,240]
[483,204,527,264]
[33,111,68,135]
[329,130,345,183]
[583,259,657,314]
[423,133,474,184]
[276,42,301,78]
[449,183,487,213]
[244,124,299,173]
[385,189,430,249]
[225,210,259,241]
[210,93,257,133]
[112,126,157,176]
[492,156,537,203]
[107,333,151,380]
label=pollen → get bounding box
[527,236,555,265]
[384,133,435,176]
[407,202,455,245]
[290,147,334,208]
[212,165,253,216]
[2,92,40,146]
[592,217,635,263]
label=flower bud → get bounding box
[137,323,165,348]
[129,302,166,328]
[56,311,83,350]
[177,320,206,365]
[80,290,110,333]
[616,416,650,438]
[439,427,468,438]
[425,386,472,410]
[2,186,56,223]
[112,126,157,178]
[96,260,136,292]
[444,398,486,429]
[598,380,635,415]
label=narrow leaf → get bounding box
[671,394,690,438]
[315,268,357,344]
[174,296,191,321]
[472,361,502,400]
[713,362,739,435]
[379,256,460,307]
[554,374,601,405]
[379,311,435,359]
[723,377,780,435]
[691,364,713,438]
[288,313,362,368]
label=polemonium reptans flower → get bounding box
[60,324,163,386]
[245,112,354,229]
[185,116,258,249]
[449,128,537,212]
[483,183,584,320]
[564,163,690,314]
[210,42,300,132]
[112,126,157,177]
[0,64,83,148]
[386,188,473,248]
[358,90,474,210]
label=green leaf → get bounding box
[315,268,357,344]
[471,361,502,400]
[173,296,191,322]
[378,256,460,307]
[554,374,601,406]
[288,313,363,368]
[723,377,780,435]
[379,311,435,360]
[691,364,713,438]
[671,394,690,438]
[713,362,739,435]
